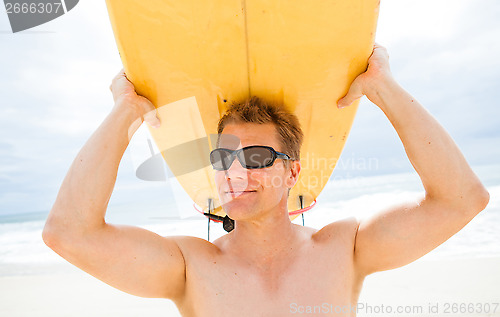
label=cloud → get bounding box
[0,0,499,214]
[335,0,500,178]
[0,1,124,214]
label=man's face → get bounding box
[214,122,300,221]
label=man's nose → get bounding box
[224,156,247,180]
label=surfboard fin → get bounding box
[203,213,235,233]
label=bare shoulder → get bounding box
[313,217,360,245]
[173,235,221,258]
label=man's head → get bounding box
[217,96,303,165]
[213,96,303,221]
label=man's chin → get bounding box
[221,201,255,221]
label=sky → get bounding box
[0,0,499,216]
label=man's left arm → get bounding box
[338,44,490,276]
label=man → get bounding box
[43,44,489,316]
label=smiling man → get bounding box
[43,45,489,316]
[211,99,303,224]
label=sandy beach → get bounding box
[358,257,500,317]
[1,257,499,316]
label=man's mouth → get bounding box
[225,189,257,195]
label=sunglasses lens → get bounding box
[210,149,233,171]
[240,147,274,168]
[210,146,279,170]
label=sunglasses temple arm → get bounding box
[277,153,292,160]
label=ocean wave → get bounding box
[1,178,498,266]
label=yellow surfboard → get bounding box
[105,0,379,219]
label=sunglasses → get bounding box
[209,145,292,171]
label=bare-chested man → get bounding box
[43,44,489,316]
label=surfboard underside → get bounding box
[105,0,379,218]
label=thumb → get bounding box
[337,76,364,109]
[139,97,161,129]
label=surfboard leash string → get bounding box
[193,199,317,240]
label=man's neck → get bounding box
[226,202,301,265]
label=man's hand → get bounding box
[110,69,161,129]
[337,44,394,109]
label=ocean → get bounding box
[1,164,499,277]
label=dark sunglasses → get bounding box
[209,145,292,171]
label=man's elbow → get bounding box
[42,228,56,250]
[42,211,76,252]
[42,218,63,251]
[466,184,490,215]
[476,187,490,211]
[433,182,490,217]
[42,209,105,253]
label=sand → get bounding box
[1,258,499,316]
[358,257,500,316]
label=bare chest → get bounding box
[179,243,359,317]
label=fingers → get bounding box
[373,43,387,52]
[114,68,126,80]
[109,69,131,102]
[110,69,126,90]
[337,76,364,109]
[109,68,160,128]
[371,43,390,64]
[337,43,391,109]
[337,45,378,109]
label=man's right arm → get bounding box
[42,71,186,300]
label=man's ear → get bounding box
[285,160,301,188]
